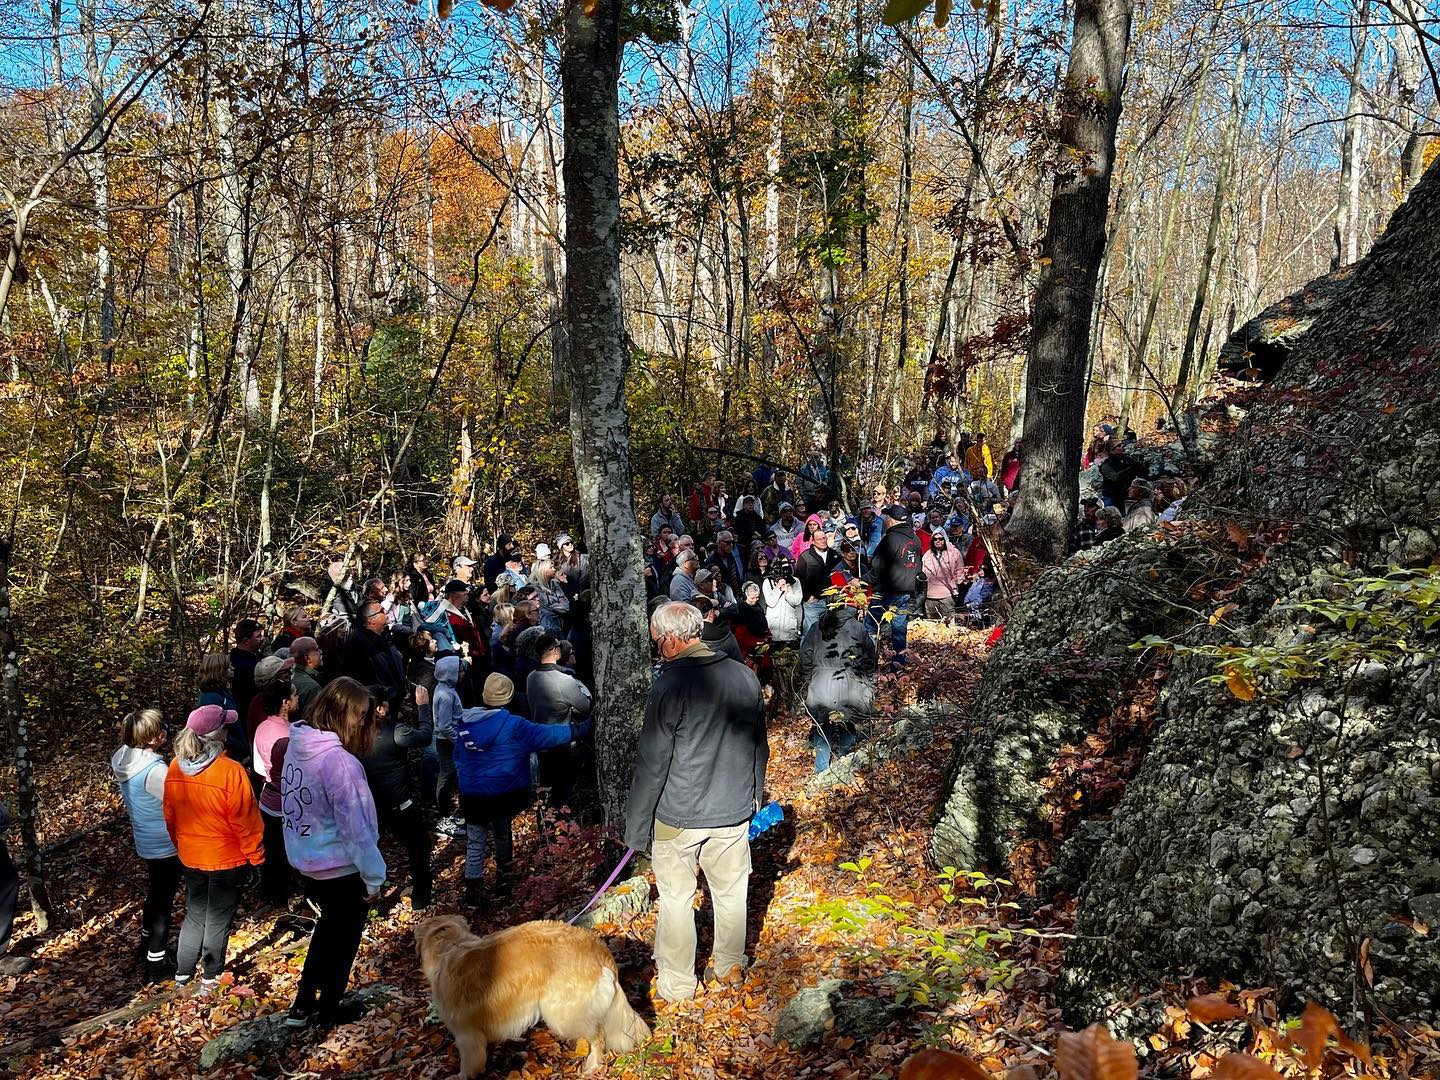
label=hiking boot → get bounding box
[702,963,745,989]
[437,815,467,839]
[145,955,177,983]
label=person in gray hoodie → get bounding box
[111,708,181,981]
[423,654,466,839]
[526,634,593,809]
[798,603,877,773]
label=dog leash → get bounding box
[566,847,637,925]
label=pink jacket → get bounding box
[790,514,825,558]
[922,544,967,599]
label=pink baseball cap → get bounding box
[186,704,238,736]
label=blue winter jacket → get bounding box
[453,706,590,797]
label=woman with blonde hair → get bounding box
[163,704,264,993]
[111,708,180,981]
[272,606,312,652]
[529,558,569,633]
[488,602,515,651]
[197,652,248,764]
[281,677,385,1028]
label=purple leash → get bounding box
[567,847,637,925]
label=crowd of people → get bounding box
[0,420,1190,1017]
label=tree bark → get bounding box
[561,0,651,822]
[1333,0,1371,271]
[0,537,57,932]
[1005,0,1134,560]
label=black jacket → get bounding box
[624,648,768,852]
[230,648,261,718]
[342,627,407,703]
[796,546,841,602]
[1100,452,1141,506]
[701,620,743,664]
[360,702,434,811]
[867,524,921,595]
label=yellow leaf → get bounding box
[1223,665,1256,701]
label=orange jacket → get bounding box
[163,754,265,871]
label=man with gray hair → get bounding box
[625,602,768,1002]
[1122,479,1156,533]
[668,549,701,602]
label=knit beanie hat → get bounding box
[482,673,515,707]
[187,704,237,735]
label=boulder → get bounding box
[197,985,400,1071]
[572,872,653,929]
[774,979,851,1047]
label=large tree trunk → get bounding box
[1332,0,1371,270]
[1,537,57,932]
[1004,0,1134,560]
[561,0,651,822]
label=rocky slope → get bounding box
[933,160,1440,1030]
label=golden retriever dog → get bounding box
[416,915,650,1077]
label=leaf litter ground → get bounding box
[1,625,1434,1078]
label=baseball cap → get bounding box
[882,504,909,521]
[187,703,237,735]
[778,501,794,511]
[453,555,477,568]
[254,655,295,687]
[444,577,470,594]
[694,568,714,584]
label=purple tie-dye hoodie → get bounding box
[280,723,386,891]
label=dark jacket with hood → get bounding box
[361,699,434,811]
[701,618,743,664]
[624,645,768,852]
[454,705,591,797]
[798,612,877,724]
[867,523,921,596]
[796,545,842,602]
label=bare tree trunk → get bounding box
[561,0,650,821]
[1177,39,1247,406]
[1334,0,1372,270]
[1005,0,1134,560]
[78,0,116,374]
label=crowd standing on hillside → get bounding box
[0,423,1189,1012]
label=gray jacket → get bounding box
[799,613,877,725]
[526,664,592,727]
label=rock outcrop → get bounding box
[933,160,1440,1028]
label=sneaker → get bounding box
[702,963,745,988]
[145,955,177,983]
[316,998,369,1027]
[437,815,467,839]
[197,977,219,997]
[284,1004,315,1028]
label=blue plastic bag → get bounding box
[748,801,783,840]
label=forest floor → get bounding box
[0,622,1432,1078]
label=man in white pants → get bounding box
[624,603,769,1002]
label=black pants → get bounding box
[0,838,18,955]
[260,812,290,905]
[177,864,248,980]
[142,855,182,958]
[378,801,432,907]
[294,873,369,1016]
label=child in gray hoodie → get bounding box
[424,655,466,838]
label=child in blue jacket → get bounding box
[455,673,591,907]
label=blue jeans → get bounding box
[872,592,910,661]
[802,599,826,635]
[810,721,858,773]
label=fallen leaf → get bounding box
[1054,1025,1138,1080]
[900,1048,997,1080]
[1188,994,1247,1023]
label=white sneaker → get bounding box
[437,816,467,839]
